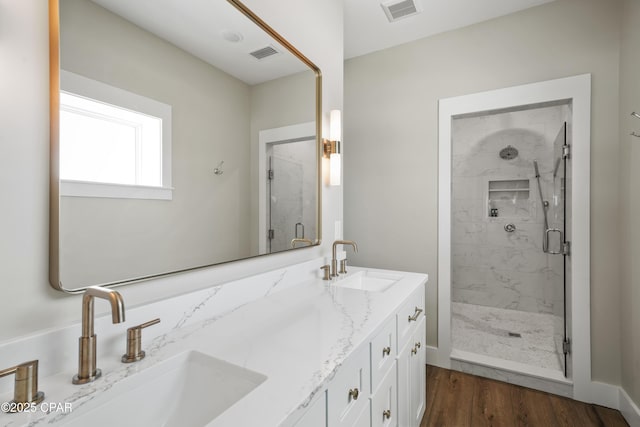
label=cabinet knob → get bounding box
[348,387,359,401]
[383,409,391,420]
[382,346,391,357]
[411,341,422,355]
[408,307,423,322]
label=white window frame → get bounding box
[59,70,173,200]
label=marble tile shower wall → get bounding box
[451,105,569,314]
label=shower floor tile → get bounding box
[452,302,562,372]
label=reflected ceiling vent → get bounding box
[249,45,279,60]
[381,0,422,22]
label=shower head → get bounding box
[499,145,518,160]
[533,160,540,178]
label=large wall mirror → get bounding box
[49,0,322,292]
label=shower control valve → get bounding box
[504,223,516,232]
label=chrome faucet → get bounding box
[73,286,125,384]
[331,240,358,278]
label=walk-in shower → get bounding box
[450,102,571,378]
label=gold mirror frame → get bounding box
[49,0,322,293]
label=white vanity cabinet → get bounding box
[297,279,426,427]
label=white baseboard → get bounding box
[620,388,640,427]
[580,380,619,409]
[426,345,450,369]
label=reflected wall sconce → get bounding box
[323,110,341,186]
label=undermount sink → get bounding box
[332,270,403,292]
[61,351,267,427]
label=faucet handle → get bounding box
[320,265,331,281]
[339,259,348,274]
[0,360,45,411]
[122,318,160,363]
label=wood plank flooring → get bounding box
[422,365,629,427]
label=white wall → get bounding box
[0,0,342,342]
[619,0,640,408]
[344,0,621,385]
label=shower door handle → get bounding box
[545,228,563,255]
[295,222,304,239]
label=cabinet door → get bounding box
[397,316,426,427]
[294,390,327,427]
[397,338,411,427]
[409,317,426,427]
[327,345,371,427]
[371,317,396,393]
[371,361,397,427]
[353,400,371,427]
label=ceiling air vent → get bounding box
[249,45,279,60]
[381,0,422,22]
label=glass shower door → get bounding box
[549,121,570,377]
[266,138,316,254]
[267,152,303,253]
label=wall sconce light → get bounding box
[323,110,341,186]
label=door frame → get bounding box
[435,74,610,404]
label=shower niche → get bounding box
[486,179,531,218]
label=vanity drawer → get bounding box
[396,285,425,351]
[370,316,396,393]
[371,361,397,427]
[327,345,371,427]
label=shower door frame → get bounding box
[258,122,316,254]
[436,74,596,402]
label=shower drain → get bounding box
[508,332,522,338]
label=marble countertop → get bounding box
[2,267,427,427]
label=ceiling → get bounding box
[86,0,555,84]
[89,0,309,85]
[344,0,556,59]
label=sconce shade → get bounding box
[325,109,342,186]
[329,110,341,142]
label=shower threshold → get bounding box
[450,349,573,397]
